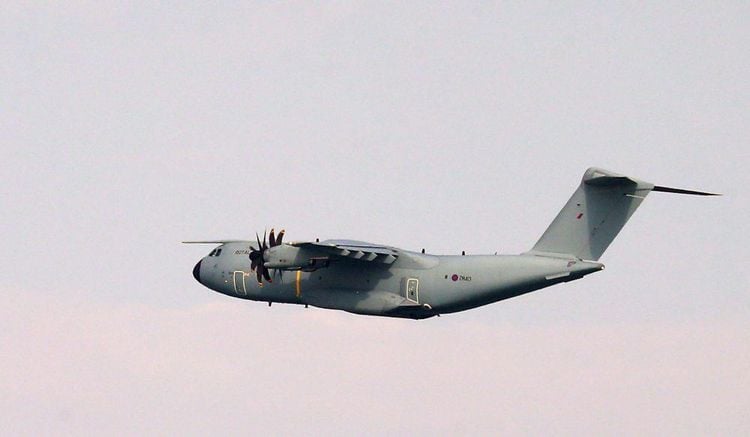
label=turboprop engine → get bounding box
[263,244,310,269]
[250,229,331,284]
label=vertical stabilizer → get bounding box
[529,168,654,261]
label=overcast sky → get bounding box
[2,2,748,435]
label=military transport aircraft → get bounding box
[186,167,718,319]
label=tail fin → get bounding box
[529,167,719,261]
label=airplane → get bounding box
[185,167,718,320]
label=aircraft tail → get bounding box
[528,167,718,261]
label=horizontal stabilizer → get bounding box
[652,186,721,196]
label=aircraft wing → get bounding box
[289,240,399,264]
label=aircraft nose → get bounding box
[192,260,202,283]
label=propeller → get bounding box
[249,228,285,284]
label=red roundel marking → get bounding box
[451,274,459,282]
[576,213,583,219]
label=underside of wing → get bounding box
[290,240,399,265]
[182,240,248,244]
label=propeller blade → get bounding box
[250,228,287,282]
[249,247,260,271]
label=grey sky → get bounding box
[1,2,748,435]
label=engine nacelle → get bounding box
[264,245,329,270]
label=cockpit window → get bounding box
[215,248,222,256]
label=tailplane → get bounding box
[529,167,719,261]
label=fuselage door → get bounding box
[403,278,419,303]
[233,271,248,295]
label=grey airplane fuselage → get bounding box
[193,242,604,319]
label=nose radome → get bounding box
[192,260,202,283]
